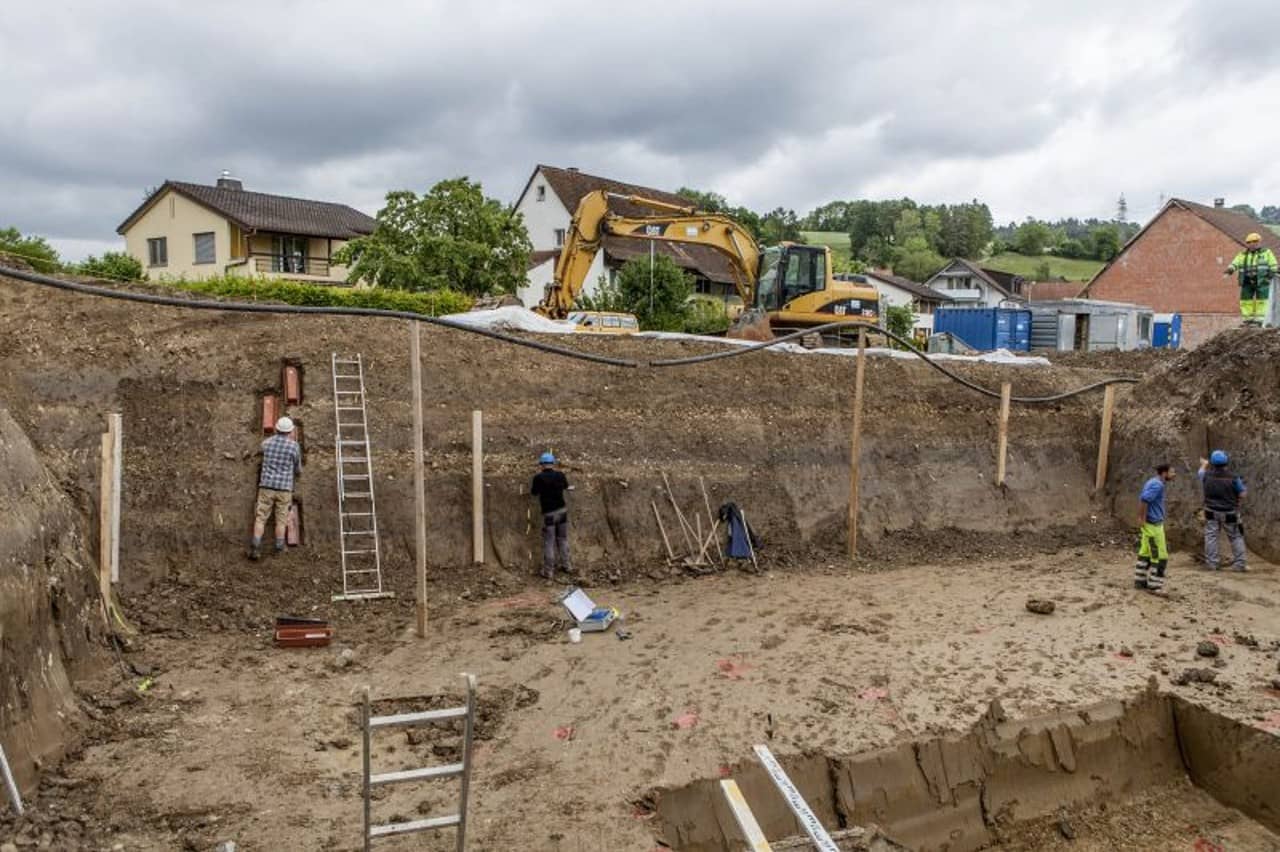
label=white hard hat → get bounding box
[275,416,295,434]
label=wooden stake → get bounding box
[996,382,1012,487]
[1095,383,1116,493]
[695,518,722,564]
[410,322,428,638]
[108,413,121,584]
[699,476,724,563]
[651,500,676,561]
[98,431,112,604]
[661,472,696,555]
[848,330,867,559]
[471,409,484,564]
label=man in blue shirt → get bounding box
[1135,463,1175,592]
[251,416,302,561]
[1199,450,1247,572]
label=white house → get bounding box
[859,269,954,336]
[512,165,737,307]
[923,258,1026,308]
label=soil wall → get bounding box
[0,409,104,793]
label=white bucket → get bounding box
[568,627,582,644]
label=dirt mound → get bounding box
[1107,327,1280,557]
[1041,347,1176,373]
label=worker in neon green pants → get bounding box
[1225,233,1278,326]
[1135,463,1175,592]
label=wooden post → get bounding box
[410,322,428,638]
[848,329,867,559]
[1095,383,1116,493]
[98,432,112,603]
[108,413,122,584]
[471,409,484,564]
[996,382,1012,487]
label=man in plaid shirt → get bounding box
[251,416,302,560]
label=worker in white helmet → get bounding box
[251,416,302,560]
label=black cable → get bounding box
[0,266,641,369]
[651,320,1140,403]
[0,264,1139,402]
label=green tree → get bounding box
[1034,261,1052,281]
[891,236,945,282]
[1090,225,1121,261]
[682,298,731,335]
[78,251,145,281]
[614,254,693,330]
[883,304,915,341]
[575,274,631,313]
[0,227,61,273]
[1057,237,1086,259]
[1014,221,1052,255]
[759,207,804,244]
[892,208,925,244]
[334,178,531,296]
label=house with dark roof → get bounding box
[117,173,375,283]
[857,269,954,336]
[922,258,1026,307]
[513,164,739,307]
[1082,198,1280,347]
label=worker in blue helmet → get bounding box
[531,451,572,580]
[1199,450,1247,571]
[1135,463,1175,592]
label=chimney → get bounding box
[1214,197,1225,209]
[216,169,243,191]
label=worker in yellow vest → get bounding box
[1225,233,1278,326]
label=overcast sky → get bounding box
[3,0,1278,260]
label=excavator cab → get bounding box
[755,245,827,311]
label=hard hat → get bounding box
[539,451,556,465]
[1210,449,1228,466]
[275,416,295,434]
[1245,232,1262,245]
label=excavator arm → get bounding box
[536,190,762,318]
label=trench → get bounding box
[650,689,1280,851]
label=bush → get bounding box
[682,297,731,335]
[883,304,915,341]
[78,251,145,281]
[162,275,472,317]
[0,227,61,273]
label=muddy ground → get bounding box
[3,546,1279,850]
[2,273,1279,850]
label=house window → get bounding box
[147,237,167,267]
[554,228,566,247]
[193,232,215,265]
[536,185,546,202]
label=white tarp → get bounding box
[440,306,1051,366]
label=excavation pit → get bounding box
[650,689,1280,851]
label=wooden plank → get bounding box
[848,329,867,559]
[1095,384,1116,493]
[98,431,112,603]
[108,413,122,584]
[996,382,1011,487]
[411,322,428,638]
[651,500,676,561]
[753,745,840,852]
[472,410,484,564]
[719,779,772,851]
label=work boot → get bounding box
[248,544,261,561]
[274,538,286,554]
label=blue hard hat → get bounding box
[539,452,556,465]
[1210,449,1229,466]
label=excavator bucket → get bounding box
[726,308,775,342]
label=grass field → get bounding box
[800,230,853,269]
[982,252,1104,282]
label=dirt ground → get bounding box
[4,545,1279,851]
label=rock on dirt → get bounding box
[328,648,356,670]
[1175,668,1217,686]
[1196,641,1220,658]
[1026,598,1056,615]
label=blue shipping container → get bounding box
[934,307,1032,352]
[1152,313,1182,349]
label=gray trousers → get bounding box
[541,509,570,577]
[1205,514,1246,570]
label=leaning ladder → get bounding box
[331,354,393,601]
[362,674,477,851]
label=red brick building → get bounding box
[1083,199,1280,348]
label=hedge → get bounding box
[162,275,473,317]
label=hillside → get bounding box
[799,230,852,268]
[982,252,1104,282]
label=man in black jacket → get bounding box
[1199,450,1248,572]
[531,452,572,580]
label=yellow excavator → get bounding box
[534,190,880,340]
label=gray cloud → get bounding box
[1,0,1277,260]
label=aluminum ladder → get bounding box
[331,354,393,601]
[362,674,477,851]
